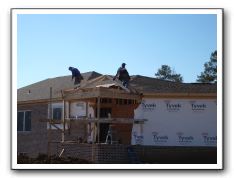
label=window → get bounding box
[116,99,134,105]
[124,99,128,105]
[100,108,112,118]
[17,111,31,131]
[128,99,132,105]
[53,108,62,120]
[119,99,123,105]
[100,98,112,104]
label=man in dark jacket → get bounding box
[113,63,130,88]
[68,67,84,86]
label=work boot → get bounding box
[74,84,81,89]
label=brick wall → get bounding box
[17,99,140,157]
[18,102,90,157]
[17,103,48,157]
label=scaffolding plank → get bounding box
[40,118,147,124]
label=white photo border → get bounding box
[11,8,223,170]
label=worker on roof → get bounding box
[68,67,84,87]
[113,63,130,88]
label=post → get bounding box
[86,100,88,118]
[85,101,88,142]
[97,97,100,143]
[68,101,71,134]
[62,98,65,143]
[140,123,143,145]
[48,87,52,158]
[68,101,71,118]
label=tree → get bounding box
[155,65,183,82]
[197,50,217,83]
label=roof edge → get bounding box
[18,92,217,104]
[143,92,217,99]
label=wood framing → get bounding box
[40,118,147,124]
[63,87,142,101]
[43,83,143,157]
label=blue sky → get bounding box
[17,13,217,88]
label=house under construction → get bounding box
[17,71,217,163]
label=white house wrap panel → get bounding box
[132,98,217,147]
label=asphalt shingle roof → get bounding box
[130,75,217,93]
[18,71,216,102]
[18,71,102,102]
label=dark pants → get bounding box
[122,80,129,88]
[74,76,81,85]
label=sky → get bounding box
[17,13,217,88]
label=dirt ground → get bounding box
[17,154,92,164]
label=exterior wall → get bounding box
[50,143,130,163]
[70,101,94,118]
[17,96,217,158]
[48,101,89,144]
[111,103,137,118]
[17,103,48,157]
[132,98,217,147]
[69,99,138,144]
[49,143,217,164]
[17,99,137,158]
[133,145,217,164]
[107,102,138,144]
[17,102,90,157]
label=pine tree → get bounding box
[197,50,217,83]
[155,65,183,82]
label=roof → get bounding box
[18,71,217,102]
[130,75,217,94]
[18,71,102,102]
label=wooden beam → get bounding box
[64,90,100,100]
[86,101,88,117]
[58,148,65,158]
[62,99,65,143]
[63,87,142,100]
[68,101,70,118]
[47,87,52,158]
[84,101,88,142]
[68,118,146,124]
[104,75,130,92]
[97,97,100,143]
[40,119,65,124]
[50,123,63,131]
[98,88,141,100]
[78,75,106,89]
[40,118,147,124]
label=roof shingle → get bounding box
[18,71,216,102]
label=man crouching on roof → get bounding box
[68,66,84,88]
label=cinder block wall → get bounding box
[50,143,129,163]
[95,144,129,163]
[133,145,217,164]
[49,143,217,164]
